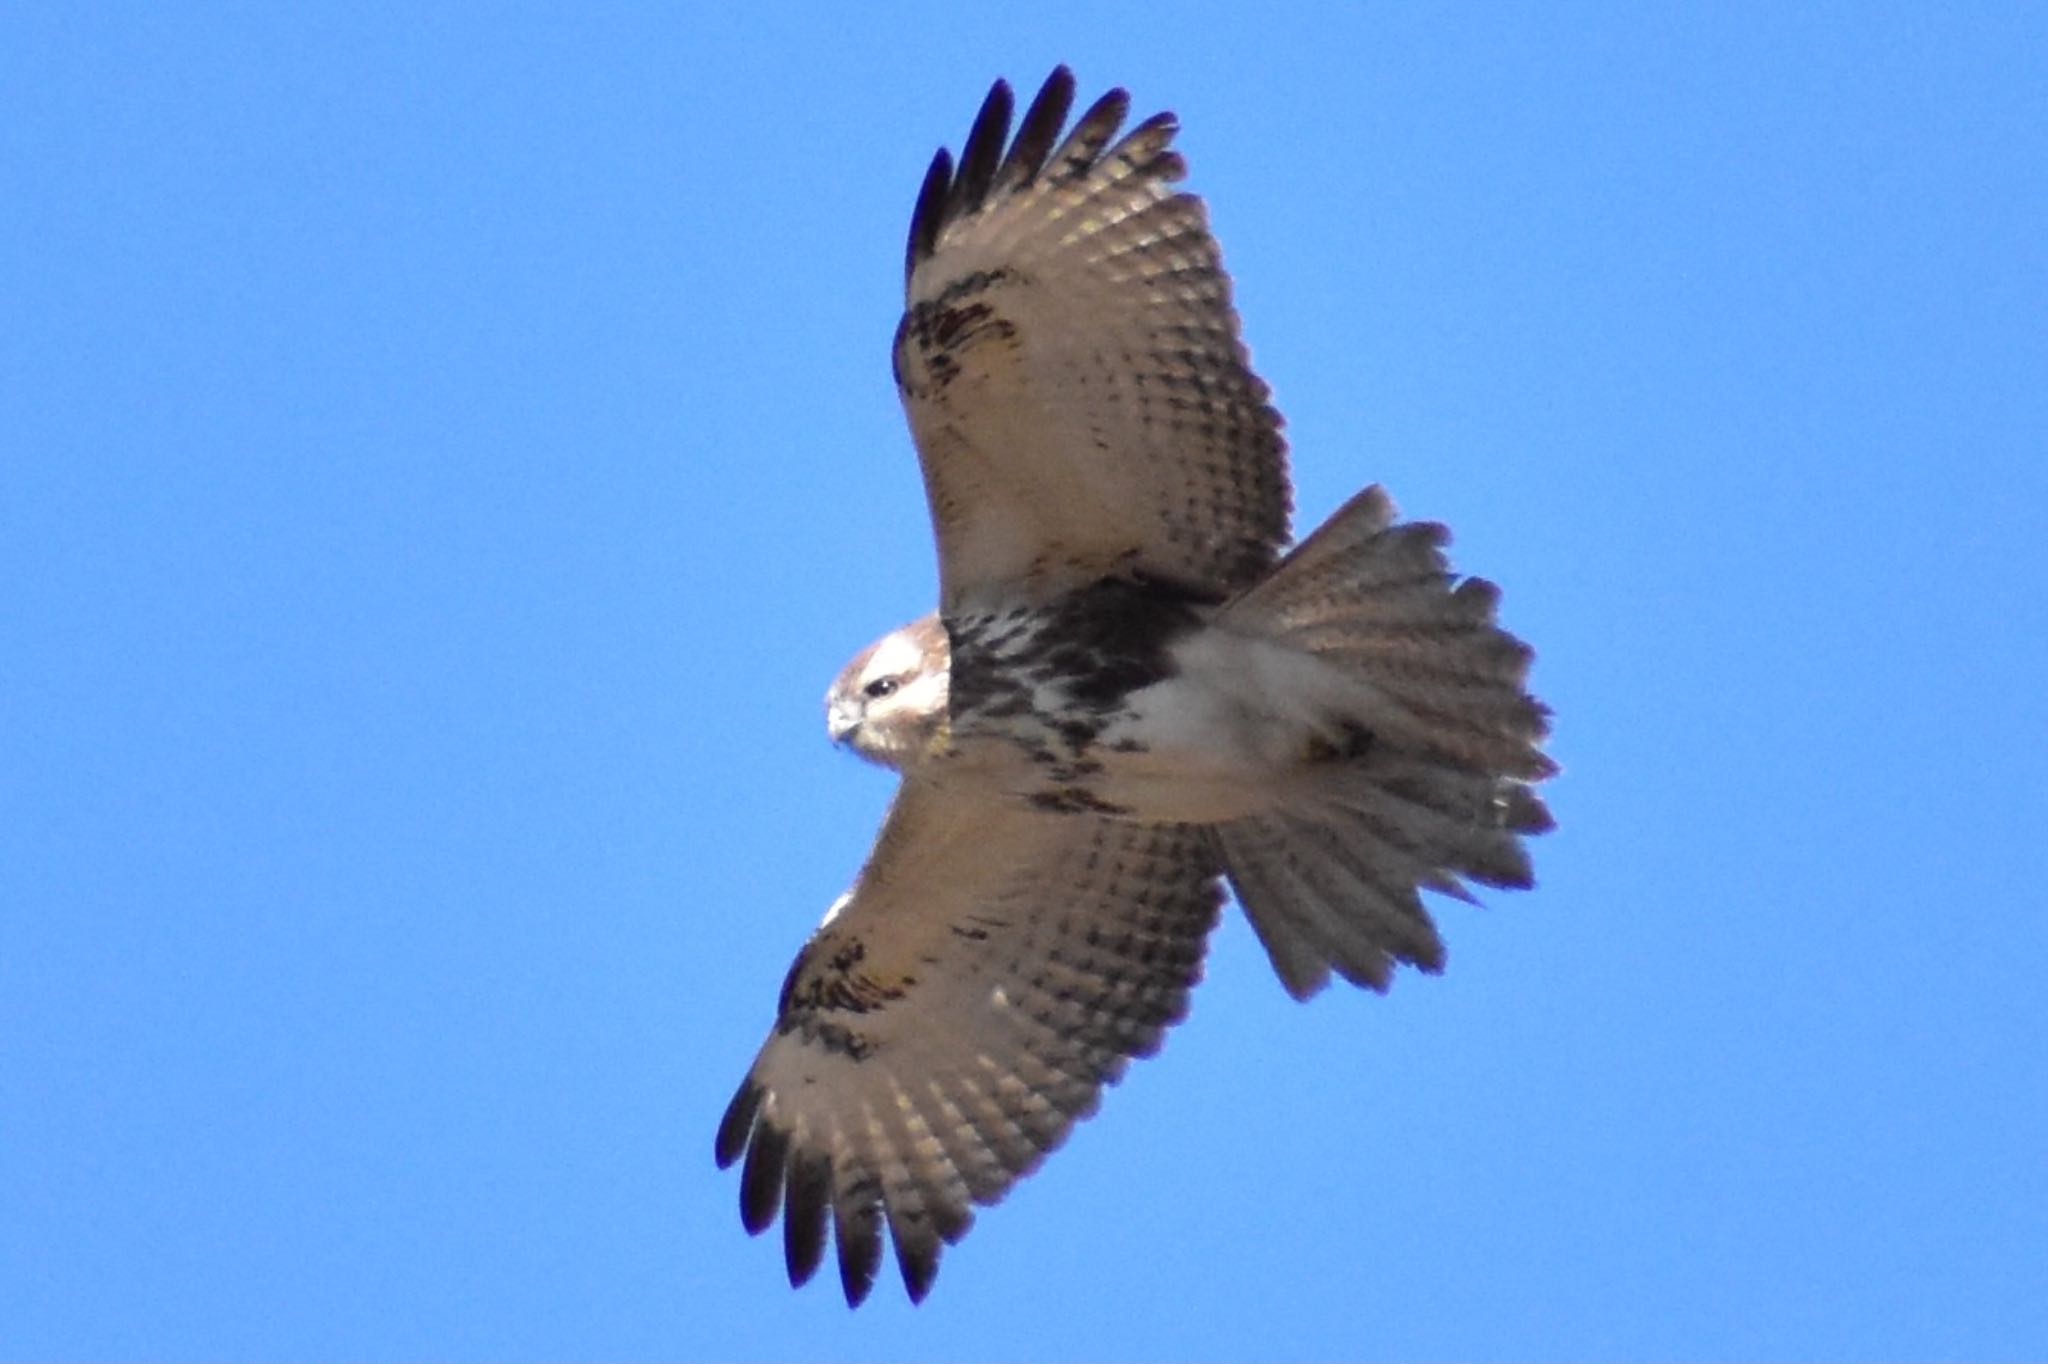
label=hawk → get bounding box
[716,67,1554,1307]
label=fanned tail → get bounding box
[1214,487,1556,1000]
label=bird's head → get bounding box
[826,613,950,771]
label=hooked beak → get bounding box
[827,699,860,746]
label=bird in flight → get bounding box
[716,66,1555,1307]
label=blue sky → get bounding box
[5,4,2045,1359]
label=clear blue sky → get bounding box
[6,4,2045,1360]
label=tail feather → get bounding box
[1215,486,1555,999]
[1222,840,1338,997]
[1325,760,1549,890]
[1216,814,1439,998]
[1283,811,1448,967]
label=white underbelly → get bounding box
[1087,668,1303,822]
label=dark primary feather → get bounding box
[713,1077,760,1168]
[783,1150,832,1287]
[834,1193,883,1307]
[907,67,1083,286]
[991,66,1075,197]
[905,150,952,287]
[739,1118,788,1234]
[901,68,1149,287]
[943,76,1012,224]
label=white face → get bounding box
[858,627,930,699]
[826,621,949,771]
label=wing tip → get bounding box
[907,65,1189,287]
[738,1117,790,1235]
[943,75,1016,223]
[834,1197,884,1307]
[992,65,1078,198]
[905,146,954,287]
[713,1076,761,1169]
[783,1149,833,1288]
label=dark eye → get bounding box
[863,676,899,700]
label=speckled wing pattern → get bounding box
[894,67,1291,609]
[715,783,1223,1305]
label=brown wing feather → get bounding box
[715,782,1223,1306]
[895,68,1291,610]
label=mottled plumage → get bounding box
[717,68,1556,1307]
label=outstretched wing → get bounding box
[895,67,1291,611]
[715,784,1223,1306]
